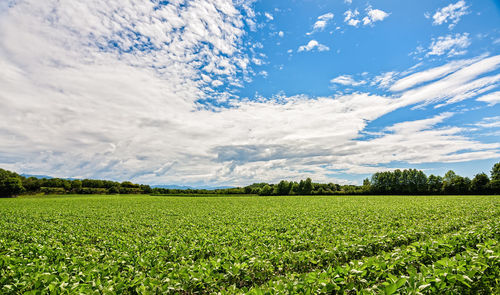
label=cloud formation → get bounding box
[331,75,366,86]
[0,1,499,186]
[344,9,361,27]
[308,13,334,34]
[344,7,389,27]
[476,91,500,106]
[430,0,469,29]
[427,33,471,57]
[363,7,390,26]
[298,40,330,52]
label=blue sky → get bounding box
[0,0,499,186]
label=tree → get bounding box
[276,180,290,195]
[260,185,273,196]
[442,170,458,194]
[140,184,152,194]
[121,181,137,188]
[108,186,120,194]
[22,177,41,192]
[490,162,500,194]
[470,173,490,194]
[303,178,313,195]
[71,180,82,192]
[427,175,443,194]
[290,182,300,195]
[0,177,25,197]
[491,162,500,181]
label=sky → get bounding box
[0,0,499,187]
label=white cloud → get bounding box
[427,33,471,57]
[476,91,500,106]
[344,9,360,27]
[399,55,500,107]
[264,12,273,21]
[372,71,398,89]
[212,80,224,87]
[331,75,366,86]
[298,40,330,52]
[308,13,334,34]
[345,0,352,4]
[345,7,389,27]
[474,116,500,128]
[278,31,284,37]
[0,2,499,186]
[362,8,390,26]
[390,56,483,92]
[431,0,469,29]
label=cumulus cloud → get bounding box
[362,7,390,26]
[308,12,334,34]
[331,75,366,86]
[344,9,360,27]
[298,40,330,52]
[430,0,469,29]
[264,12,273,21]
[345,7,389,27]
[0,1,499,186]
[427,33,471,57]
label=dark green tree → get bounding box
[276,180,290,195]
[303,178,313,195]
[290,182,300,195]
[0,177,25,197]
[491,162,500,194]
[71,180,82,192]
[427,175,443,194]
[260,184,273,196]
[470,173,490,194]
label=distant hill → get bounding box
[19,174,234,190]
[21,174,54,179]
[152,184,235,190]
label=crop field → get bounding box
[0,195,499,294]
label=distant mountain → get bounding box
[21,174,53,179]
[19,174,234,190]
[152,184,235,190]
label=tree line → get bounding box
[0,162,499,197]
[0,170,153,197]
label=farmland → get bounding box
[0,194,499,294]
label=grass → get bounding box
[0,194,499,294]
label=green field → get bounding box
[1,195,499,294]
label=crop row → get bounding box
[0,195,499,294]
[242,219,500,294]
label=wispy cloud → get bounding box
[308,12,334,34]
[427,33,471,57]
[298,40,330,52]
[371,71,398,89]
[474,116,500,128]
[0,1,498,186]
[331,75,366,86]
[476,91,500,106]
[390,57,482,92]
